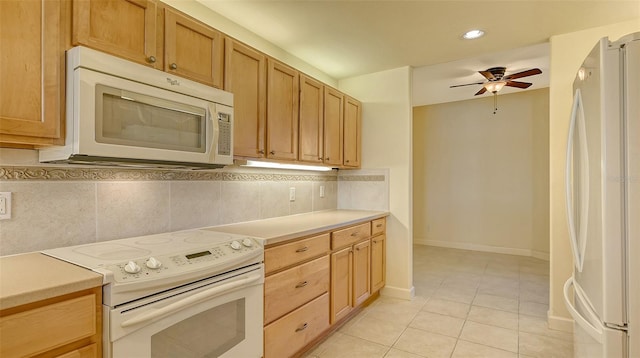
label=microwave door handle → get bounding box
[121,273,262,328]
[207,104,219,162]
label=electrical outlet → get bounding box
[0,192,12,220]
[289,187,296,202]
[320,185,325,198]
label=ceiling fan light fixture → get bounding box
[462,29,485,40]
[484,81,507,93]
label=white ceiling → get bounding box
[197,0,639,103]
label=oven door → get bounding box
[106,267,263,358]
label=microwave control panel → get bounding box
[217,112,231,156]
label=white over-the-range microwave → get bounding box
[39,46,234,169]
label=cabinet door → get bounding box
[352,239,371,306]
[323,88,343,166]
[343,96,361,167]
[0,0,65,146]
[299,75,324,163]
[330,246,352,324]
[224,39,266,158]
[371,234,386,293]
[164,9,223,88]
[73,0,159,68]
[267,59,299,161]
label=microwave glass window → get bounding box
[96,85,207,153]
[150,299,246,358]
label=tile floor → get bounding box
[303,245,573,358]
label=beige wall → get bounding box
[339,67,414,299]
[548,19,640,330]
[413,89,550,258]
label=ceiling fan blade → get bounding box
[475,87,487,95]
[479,71,496,80]
[505,81,532,89]
[503,68,542,80]
[450,81,485,88]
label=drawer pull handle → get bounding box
[296,246,309,253]
[350,232,358,237]
[376,224,383,228]
[295,281,308,288]
[296,323,308,332]
[373,240,378,243]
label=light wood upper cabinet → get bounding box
[343,95,362,167]
[323,88,344,166]
[164,9,223,88]
[267,59,299,161]
[224,38,267,158]
[299,75,324,164]
[73,0,159,68]
[0,0,66,147]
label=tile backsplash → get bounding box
[0,149,388,256]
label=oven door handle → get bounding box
[121,273,262,328]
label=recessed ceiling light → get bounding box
[462,29,485,40]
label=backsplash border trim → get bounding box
[0,166,338,182]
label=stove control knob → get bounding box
[145,257,162,269]
[124,261,141,274]
[242,238,253,247]
[230,240,242,250]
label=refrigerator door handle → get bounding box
[563,276,603,343]
[565,88,590,272]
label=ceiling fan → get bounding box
[450,66,542,114]
[450,67,542,95]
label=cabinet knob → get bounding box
[270,150,276,155]
[258,150,265,154]
[147,56,156,63]
[170,63,178,70]
[346,160,350,163]
[295,323,308,332]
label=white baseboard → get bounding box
[380,285,415,300]
[548,312,574,333]
[532,250,550,261]
[415,238,550,261]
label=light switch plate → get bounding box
[320,185,325,198]
[289,187,296,201]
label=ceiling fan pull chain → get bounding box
[493,92,498,114]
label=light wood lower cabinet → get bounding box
[264,293,329,358]
[0,288,102,358]
[329,245,352,323]
[264,256,330,325]
[263,218,386,357]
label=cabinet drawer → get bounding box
[0,294,96,357]
[264,293,330,358]
[331,222,371,250]
[264,256,329,325]
[265,233,329,274]
[56,343,98,358]
[371,218,386,236]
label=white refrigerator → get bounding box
[563,32,639,357]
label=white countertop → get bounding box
[0,253,103,311]
[205,209,389,246]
